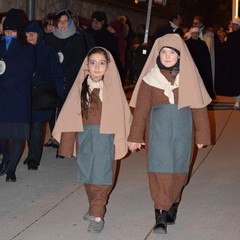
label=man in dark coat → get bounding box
[189,16,215,84]
[214,31,226,95]
[85,11,123,83]
[151,13,184,43]
[185,27,215,99]
[218,18,240,107]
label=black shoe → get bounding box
[0,161,9,176]
[6,172,16,182]
[44,138,54,147]
[27,159,39,170]
[153,209,167,234]
[56,150,64,159]
[23,158,29,165]
[167,203,179,225]
[52,143,59,149]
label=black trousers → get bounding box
[0,138,25,173]
[27,122,45,165]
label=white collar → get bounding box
[143,64,179,104]
[87,75,104,102]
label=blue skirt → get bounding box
[149,104,192,173]
[77,125,114,185]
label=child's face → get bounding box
[88,53,108,81]
[159,47,179,68]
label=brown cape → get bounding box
[130,34,211,109]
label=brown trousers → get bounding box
[148,143,195,211]
[148,172,188,211]
[84,162,117,218]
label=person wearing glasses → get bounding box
[52,47,132,233]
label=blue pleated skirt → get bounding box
[77,125,114,185]
[149,104,192,173]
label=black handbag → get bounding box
[32,82,60,110]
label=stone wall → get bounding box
[0,0,165,35]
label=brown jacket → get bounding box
[128,80,211,147]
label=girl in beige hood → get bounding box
[52,47,132,233]
[127,34,211,234]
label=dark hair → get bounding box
[170,13,182,22]
[3,8,28,43]
[53,9,71,27]
[194,16,204,24]
[91,11,108,24]
[87,47,110,63]
[81,47,109,118]
[42,12,55,29]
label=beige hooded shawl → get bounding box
[52,47,132,160]
[130,34,212,109]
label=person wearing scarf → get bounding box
[44,9,95,150]
[52,47,132,233]
[0,8,35,182]
[127,34,211,234]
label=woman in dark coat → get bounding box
[0,8,35,182]
[23,20,64,170]
[44,9,95,149]
[45,9,95,103]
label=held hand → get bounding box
[127,142,145,152]
[197,144,204,149]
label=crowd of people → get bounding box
[0,6,239,235]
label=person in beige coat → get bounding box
[52,47,132,233]
[127,34,211,234]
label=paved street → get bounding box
[0,96,240,240]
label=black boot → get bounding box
[56,150,64,159]
[0,161,9,176]
[153,209,167,234]
[23,157,29,165]
[27,159,39,170]
[167,203,179,225]
[6,172,16,182]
